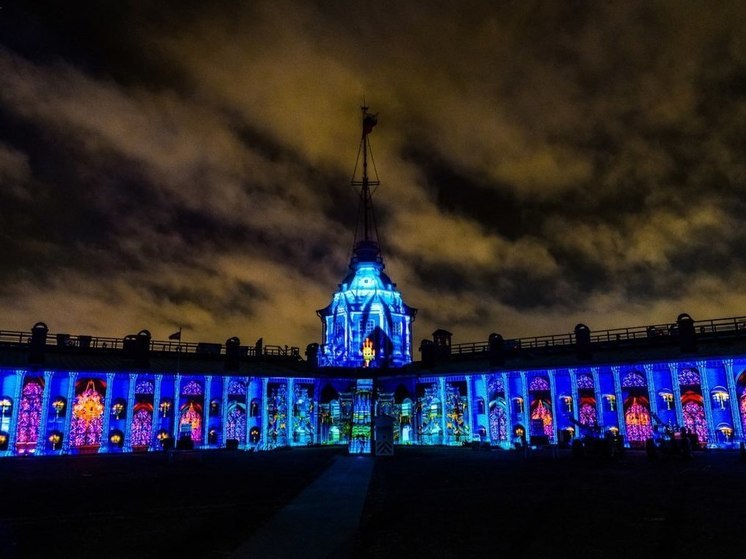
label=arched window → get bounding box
[135,380,154,394]
[179,402,202,443]
[681,392,707,445]
[678,368,701,386]
[530,399,553,438]
[621,371,647,388]
[529,377,550,391]
[70,380,105,448]
[624,396,653,444]
[130,402,153,448]
[16,379,43,452]
[228,379,246,396]
[488,376,504,396]
[181,380,203,396]
[579,399,597,426]
[489,399,507,442]
[576,374,594,389]
[226,402,246,443]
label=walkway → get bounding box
[230,454,374,559]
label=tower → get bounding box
[316,107,417,369]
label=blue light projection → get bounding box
[316,106,416,369]
[317,260,416,368]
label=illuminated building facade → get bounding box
[1,111,746,457]
[316,108,416,369]
[1,315,746,456]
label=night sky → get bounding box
[2,2,746,348]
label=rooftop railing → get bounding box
[0,330,301,359]
[448,315,746,355]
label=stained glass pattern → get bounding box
[531,399,554,438]
[576,374,594,389]
[622,372,647,388]
[181,380,203,396]
[682,400,708,444]
[226,404,246,442]
[179,402,202,442]
[489,401,507,442]
[579,402,597,426]
[228,379,246,396]
[135,380,154,394]
[624,397,653,442]
[130,407,152,447]
[70,380,104,447]
[15,380,43,446]
[488,376,504,395]
[529,377,549,391]
[678,368,701,386]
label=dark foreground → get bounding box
[0,446,743,558]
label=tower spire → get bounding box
[351,106,382,266]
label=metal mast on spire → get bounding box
[350,106,382,265]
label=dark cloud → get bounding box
[1,1,746,347]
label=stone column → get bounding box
[520,371,530,430]
[98,372,116,453]
[480,374,492,445]
[465,375,474,440]
[243,376,251,448]
[312,379,320,445]
[172,374,182,441]
[569,369,580,428]
[287,378,296,446]
[123,373,137,452]
[591,367,604,429]
[696,360,717,446]
[723,359,743,441]
[547,370,558,443]
[643,364,659,420]
[221,377,230,447]
[152,374,163,448]
[203,375,212,448]
[34,371,55,454]
[5,369,25,455]
[60,371,78,454]
[668,363,685,428]
[261,378,269,449]
[502,372,512,446]
[611,366,626,440]
[438,377,447,444]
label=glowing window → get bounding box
[70,380,105,447]
[228,379,246,396]
[622,371,647,388]
[181,380,203,396]
[678,368,701,386]
[135,380,154,394]
[16,380,43,448]
[576,374,594,389]
[130,405,153,447]
[179,402,202,443]
[529,377,550,391]
[489,400,507,442]
[226,403,246,443]
[488,376,505,394]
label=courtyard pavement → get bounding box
[0,445,744,558]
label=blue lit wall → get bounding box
[1,357,745,456]
[316,257,416,368]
